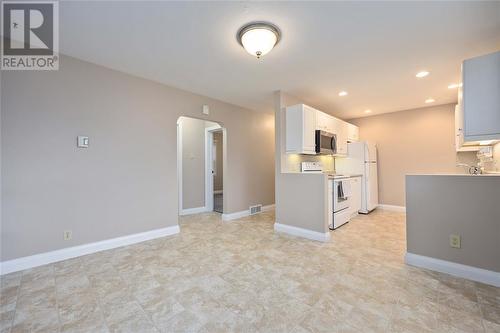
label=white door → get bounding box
[365,162,379,211]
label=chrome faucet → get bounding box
[456,163,482,175]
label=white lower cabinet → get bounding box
[350,176,362,217]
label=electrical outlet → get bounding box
[63,230,72,241]
[450,234,461,248]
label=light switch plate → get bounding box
[77,136,89,148]
[202,105,209,115]
[450,234,461,248]
[63,230,72,241]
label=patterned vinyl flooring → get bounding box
[1,210,499,332]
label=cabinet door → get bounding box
[455,86,481,152]
[455,104,465,151]
[334,120,348,156]
[347,123,359,142]
[316,111,329,131]
[463,51,500,141]
[303,105,317,153]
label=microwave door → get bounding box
[316,130,336,155]
[318,131,329,154]
[331,135,337,154]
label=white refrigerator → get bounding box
[336,141,378,213]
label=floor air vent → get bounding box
[249,204,262,215]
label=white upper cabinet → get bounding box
[332,117,348,156]
[455,93,480,152]
[461,51,500,142]
[316,111,330,132]
[347,123,360,142]
[286,104,317,154]
[286,104,358,156]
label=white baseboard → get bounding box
[262,204,275,212]
[378,204,406,213]
[405,252,500,287]
[222,210,248,221]
[180,206,208,216]
[213,190,223,195]
[222,204,275,222]
[0,225,180,276]
[274,223,331,242]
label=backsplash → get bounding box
[485,143,500,172]
[285,154,335,173]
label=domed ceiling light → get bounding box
[237,22,280,59]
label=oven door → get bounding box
[333,180,350,213]
[315,130,337,154]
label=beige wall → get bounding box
[406,175,500,272]
[1,55,275,261]
[350,104,478,206]
[213,131,223,191]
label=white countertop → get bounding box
[325,173,363,179]
[285,171,363,178]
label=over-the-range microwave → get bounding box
[315,130,337,155]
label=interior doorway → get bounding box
[204,125,225,214]
[177,116,225,216]
[211,130,224,213]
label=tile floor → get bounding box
[1,210,499,332]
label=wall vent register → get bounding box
[249,204,262,215]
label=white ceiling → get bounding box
[59,1,500,119]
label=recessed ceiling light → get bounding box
[338,91,348,97]
[425,98,435,103]
[237,22,280,59]
[448,83,462,89]
[416,71,430,78]
[364,109,372,114]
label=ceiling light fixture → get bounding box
[448,83,462,89]
[364,109,372,114]
[425,98,435,103]
[237,22,280,59]
[416,71,430,78]
[338,91,348,97]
